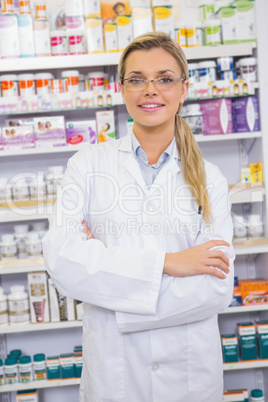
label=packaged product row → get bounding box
[221,321,268,364]
[181,96,260,136]
[0,272,82,325]
[223,388,264,402]
[0,0,257,58]
[0,111,115,151]
[0,345,82,387]
[229,277,268,307]
[233,210,263,243]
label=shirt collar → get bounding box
[131,131,177,163]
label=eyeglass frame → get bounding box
[120,76,187,91]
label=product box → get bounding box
[33,20,51,57]
[33,116,66,148]
[85,17,104,53]
[18,15,36,58]
[84,0,101,17]
[236,0,256,43]
[104,22,118,52]
[48,277,76,322]
[65,16,85,32]
[2,125,35,150]
[132,6,153,38]
[256,320,268,359]
[100,0,131,23]
[28,272,50,323]
[223,390,245,401]
[16,389,39,402]
[66,120,97,145]
[46,356,60,380]
[0,15,20,58]
[239,278,268,305]
[59,354,75,379]
[199,99,233,135]
[116,15,133,51]
[249,163,262,183]
[232,96,260,133]
[96,110,116,142]
[221,334,239,363]
[153,6,174,39]
[75,300,83,320]
[237,322,258,361]
[218,6,239,44]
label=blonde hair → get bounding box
[118,32,212,222]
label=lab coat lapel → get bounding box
[119,134,148,195]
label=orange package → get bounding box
[239,278,268,305]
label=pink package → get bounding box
[2,125,35,150]
[0,132,3,150]
[199,99,233,135]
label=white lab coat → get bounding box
[43,133,235,402]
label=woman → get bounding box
[43,32,234,402]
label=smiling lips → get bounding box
[138,102,165,111]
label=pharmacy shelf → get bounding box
[0,43,256,73]
[233,238,268,255]
[195,131,262,142]
[0,132,262,159]
[0,205,53,223]
[0,321,82,335]
[0,258,46,274]
[0,378,81,393]
[229,183,265,204]
[223,360,268,371]
[220,304,268,314]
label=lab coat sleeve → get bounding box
[116,165,235,333]
[42,149,165,315]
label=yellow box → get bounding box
[239,278,268,306]
[249,163,262,183]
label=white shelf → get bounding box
[0,378,80,393]
[223,360,268,371]
[220,304,268,314]
[0,206,53,223]
[230,186,265,204]
[0,43,255,73]
[235,244,268,255]
[195,131,262,142]
[0,258,46,274]
[0,320,82,334]
[0,144,84,158]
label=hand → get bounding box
[81,220,94,240]
[164,240,230,280]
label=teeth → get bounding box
[140,104,162,108]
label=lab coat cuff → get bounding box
[116,250,165,333]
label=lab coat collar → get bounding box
[119,133,181,196]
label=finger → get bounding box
[201,240,230,250]
[208,250,230,266]
[207,259,230,274]
[87,232,94,240]
[206,266,227,280]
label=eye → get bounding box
[158,77,174,84]
[128,78,144,84]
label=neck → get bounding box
[133,122,174,165]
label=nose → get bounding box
[144,80,158,96]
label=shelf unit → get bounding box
[0,321,82,335]
[0,379,80,393]
[221,305,268,315]
[224,361,268,372]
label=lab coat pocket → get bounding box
[83,317,125,400]
[187,317,222,392]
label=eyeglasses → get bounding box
[121,76,186,91]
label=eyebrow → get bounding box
[126,69,176,76]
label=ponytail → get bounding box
[174,113,212,223]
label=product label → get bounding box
[205,25,221,45]
[222,337,238,346]
[68,35,85,55]
[33,20,50,56]
[34,362,46,380]
[2,80,18,97]
[0,16,20,58]
[9,298,30,323]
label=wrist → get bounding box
[164,253,172,275]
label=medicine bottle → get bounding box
[0,234,18,261]
[0,178,12,202]
[26,232,42,258]
[12,178,29,201]
[0,287,8,326]
[233,215,247,241]
[247,215,264,239]
[4,357,18,384]
[250,389,265,402]
[0,359,4,385]
[198,60,217,83]
[184,104,203,135]
[46,165,65,198]
[33,353,47,380]
[8,285,30,325]
[19,355,33,383]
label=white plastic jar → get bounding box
[186,22,203,47]
[4,357,18,384]
[35,72,54,95]
[0,234,18,261]
[14,232,28,259]
[12,179,29,201]
[0,75,18,97]
[26,232,42,258]
[198,60,217,82]
[19,355,33,383]
[8,285,30,325]
[68,30,86,55]
[184,104,203,135]
[0,178,12,202]
[203,19,222,46]
[18,74,35,97]
[46,165,64,198]
[88,72,105,91]
[50,30,68,56]
[174,21,186,47]
[250,389,265,402]
[29,178,46,199]
[247,215,264,239]
[62,70,79,93]
[0,287,8,326]
[233,215,247,241]
[34,0,47,20]
[239,57,257,82]
[199,0,215,21]
[188,63,199,84]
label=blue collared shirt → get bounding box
[131,131,176,189]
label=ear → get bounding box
[180,79,189,104]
